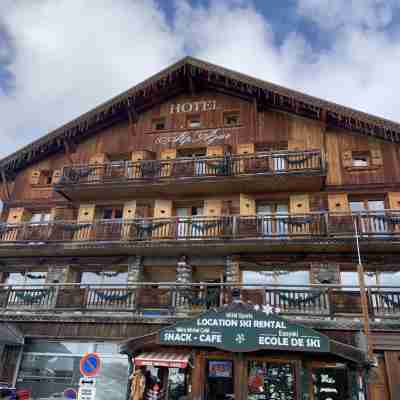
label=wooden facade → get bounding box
[1,57,400,399]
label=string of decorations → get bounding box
[94,271,121,278]
[20,272,47,280]
[278,290,323,305]
[14,288,54,303]
[94,290,133,301]
[379,293,400,307]
[254,271,292,278]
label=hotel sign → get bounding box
[170,100,217,114]
[159,304,330,353]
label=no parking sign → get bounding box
[80,353,101,378]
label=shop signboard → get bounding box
[159,304,330,353]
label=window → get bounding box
[256,202,289,235]
[5,271,47,288]
[187,114,201,128]
[152,117,166,131]
[17,340,128,400]
[352,151,370,167]
[30,212,52,223]
[80,267,128,288]
[223,111,240,126]
[243,270,309,287]
[96,206,123,220]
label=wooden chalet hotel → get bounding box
[1,56,400,400]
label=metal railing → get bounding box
[1,282,399,320]
[59,150,324,185]
[0,211,399,244]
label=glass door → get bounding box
[176,207,190,239]
[247,360,296,400]
[205,359,234,400]
[257,203,288,237]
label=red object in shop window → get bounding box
[16,389,31,400]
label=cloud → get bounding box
[1,0,400,162]
[0,0,183,157]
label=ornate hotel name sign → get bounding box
[154,128,231,146]
[170,100,217,114]
[159,304,330,353]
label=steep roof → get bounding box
[2,56,400,176]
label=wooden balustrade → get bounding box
[1,212,400,244]
[59,150,324,185]
[2,284,400,321]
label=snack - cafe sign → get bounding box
[159,304,330,353]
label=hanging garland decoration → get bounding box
[379,293,400,307]
[278,290,323,305]
[131,221,170,236]
[63,167,96,183]
[62,223,93,232]
[15,288,54,303]
[254,271,292,278]
[94,290,133,301]
[20,272,47,280]
[94,271,121,278]
[206,156,232,176]
[285,153,313,165]
[140,160,162,178]
[190,221,221,232]
[180,289,220,306]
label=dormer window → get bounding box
[352,151,370,167]
[187,114,201,128]
[152,117,166,131]
[223,111,240,127]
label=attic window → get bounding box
[223,111,240,127]
[152,117,166,131]
[352,151,370,167]
[187,114,201,129]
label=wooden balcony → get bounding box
[0,212,399,257]
[1,283,399,322]
[55,150,326,200]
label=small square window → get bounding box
[224,112,240,126]
[352,152,370,167]
[187,114,201,128]
[152,118,166,131]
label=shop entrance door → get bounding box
[247,360,296,400]
[205,359,234,400]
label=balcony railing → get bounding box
[58,150,324,185]
[0,211,399,244]
[1,283,399,320]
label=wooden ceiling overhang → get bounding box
[2,56,400,179]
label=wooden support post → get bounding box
[0,169,10,200]
[63,138,76,165]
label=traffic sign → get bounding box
[80,353,101,378]
[78,376,96,400]
[64,388,77,400]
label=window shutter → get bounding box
[77,204,96,223]
[123,201,137,219]
[154,200,172,218]
[236,144,255,155]
[204,200,223,217]
[370,148,383,166]
[342,150,353,168]
[290,194,310,214]
[160,149,176,160]
[206,146,225,157]
[240,194,256,216]
[327,193,349,212]
[387,192,400,210]
[30,170,41,185]
[7,208,29,223]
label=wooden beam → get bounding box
[0,169,11,200]
[63,138,77,165]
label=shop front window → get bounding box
[16,341,128,400]
[248,361,295,400]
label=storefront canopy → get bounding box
[134,352,191,369]
[0,323,24,345]
[122,302,368,366]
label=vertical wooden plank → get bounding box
[384,351,400,400]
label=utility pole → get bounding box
[353,216,374,361]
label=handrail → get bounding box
[0,211,400,243]
[58,150,325,185]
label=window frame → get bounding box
[223,111,241,127]
[152,117,166,131]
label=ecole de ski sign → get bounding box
[159,305,330,353]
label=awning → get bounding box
[134,352,191,368]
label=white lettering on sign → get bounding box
[170,100,217,114]
[154,128,231,146]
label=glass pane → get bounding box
[95,357,129,400]
[350,201,365,212]
[81,271,128,287]
[368,201,384,211]
[24,341,95,354]
[248,361,295,400]
[341,271,376,290]
[257,205,272,215]
[242,271,309,286]
[379,272,400,287]
[276,204,288,214]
